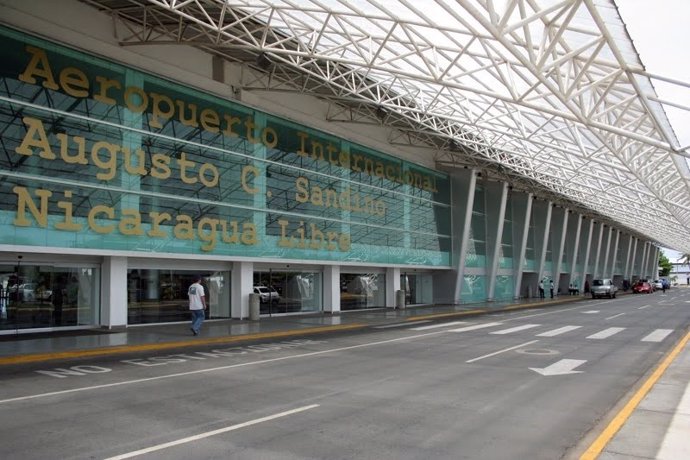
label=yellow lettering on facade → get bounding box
[15,117,56,159]
[178,152,198,185]
[176,100,198,127]
[94,76,120,105]
[241,164,259,194]
[13,186,51,227]
[88,205,115,234]
[122,147,148,176]
[59,67,89,98]
[200,108,220,133]
[58,134,88,164]
[198,217,219,251]
[240,223,257,245]
[150,153,171,179]
[124,86,148,113]
[90,141,119,180]
[119,208,144,235]
[18,45,59,90]
[55,190,82,231]
[222,114,241,137]
[149,92,175,129]
[174,215,194,239]
[148,212,171,237]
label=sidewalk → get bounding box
[0,294,688,460]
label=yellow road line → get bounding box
[579,330,690,460]
[407,309,485,321]
[0,323,366,366]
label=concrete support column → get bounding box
[593,223,605,279]
[640,242,650,279]
[569,213,583,283]
[454,170,478,302]
[513,193,533,299]
[602,226,613,278]
[323,265,340,313]
[101,256,127,328]
[582,219,594,282]
[610,230,621,279]
[488,182,509,300]
[629,238,639,280]
[231,261,253,319]
[553,208,569,295]
[537,201,553,282]
[624,234,633,281]
[386,267,401,308]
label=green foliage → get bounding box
[658,251,672,277]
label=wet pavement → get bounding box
[0,293,688,460]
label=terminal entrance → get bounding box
[0,263,99,332]
[253,269,321,315]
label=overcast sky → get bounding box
[617,0,690,146]
[616,1,690,261]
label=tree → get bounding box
[680,253,690,265]
[658,251,672,277]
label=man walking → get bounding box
[188,275,206,336]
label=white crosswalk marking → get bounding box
[409,321,468,331]
[448,322,502,333]
[490,324,541,335]
[587,327,626,339]
[535,325,582,337]
[641,329,674,342]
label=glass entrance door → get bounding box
[1,263,100,331]
[400,273,433,305]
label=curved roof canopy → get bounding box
[81,0,690,252]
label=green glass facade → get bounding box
[0,27,451,266]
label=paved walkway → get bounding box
[0,294,688,459]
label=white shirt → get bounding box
[188,282,205,310]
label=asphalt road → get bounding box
[1,290,689,460]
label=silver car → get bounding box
[590,279,618,299]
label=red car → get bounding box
[632,281,653,294]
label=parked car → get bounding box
[652,280,664,290]
[632,281,653,294]
[253,286,279,304]
[17,283,52,301]
[590,278,618,299]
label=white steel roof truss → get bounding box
[82,0,690,251]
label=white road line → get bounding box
[103,404,320,460]
[606,313,625,320]
[638,305,651,310]
[535,325,582,337]
[466,340,539,363]
[374,320,431,329]
[0,329,465,405]
[448,322,503,333]
[583,310,600,314]
[410,321,468,331]
[490,324,541,335]
[641,329,674,342]
[586,327,626,340]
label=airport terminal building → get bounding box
[0,1,670,334]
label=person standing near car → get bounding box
[188,275,206,336]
